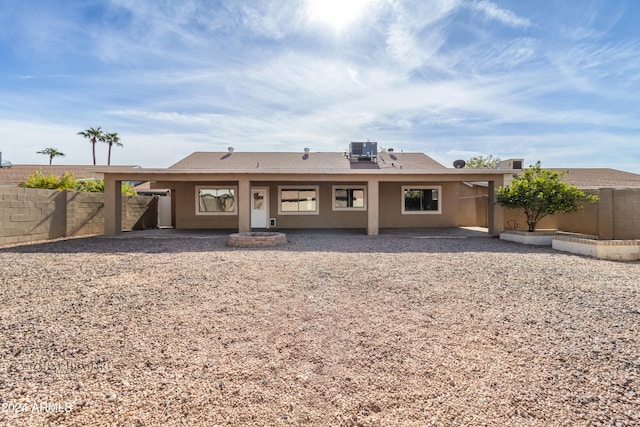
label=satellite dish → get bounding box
[453,159,466,169]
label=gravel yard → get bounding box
[1,230,639,426]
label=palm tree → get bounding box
[103,132,123,165]
[37,147,65,165]
[77,127,104,165]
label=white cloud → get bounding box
[469,0,531,28]
[1,0,639,174]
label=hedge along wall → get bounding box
[0,186,158,246]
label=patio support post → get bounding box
[488,173,511,236]
[367,178,379,236]
[104,177,122,235]
[238,177,250,233]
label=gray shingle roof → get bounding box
[169,151,446,172]
[550,168,640,188]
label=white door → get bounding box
[158,193,172,227]
[251,188,268,228]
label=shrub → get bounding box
[21,171,137,196]
[20,170,77,191]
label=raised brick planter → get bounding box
[227,232,287,248]
[500,230,558,246]
[552,235,640,261]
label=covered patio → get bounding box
[101,168,514,236]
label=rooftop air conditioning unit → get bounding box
[349,142,378,162]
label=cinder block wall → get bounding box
[0,187,158,246]
[556,189,600,236]
[66,191,105,236]
[611,188,640,239]
[502,188,640,239]
[123,195,158,231]
[0,187,67,245]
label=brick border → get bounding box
[227,232,288,248]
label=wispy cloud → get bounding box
[0,0,639,173]
[468,0,531,28]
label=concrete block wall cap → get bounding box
[501,230,558,236]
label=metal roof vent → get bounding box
[227,147,234,153]
[304,148,310,155]
[0,152,12,169]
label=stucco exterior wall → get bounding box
[168,181,240,229]
[166,180,461,230]
[0,186,157,246]
[261,181,368,229]
[379,182,458,228]
[167,181,369,230]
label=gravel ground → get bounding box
[0,230,639,426]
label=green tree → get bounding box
[103,132,122,165]
[37,147,65,165]
[466,155,501,168]
[496,161,598,232]
[77,127,104,165]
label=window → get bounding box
[196,187,237,215]
[332,186,366,210]
[278,186,319,215]
[402,186,441,214]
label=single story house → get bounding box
[101,143,517,236]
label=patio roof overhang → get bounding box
[100,167,516,183]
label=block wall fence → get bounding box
[0,186,158,246]
[501,188,640,240]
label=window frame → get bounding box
[195,186,238,216]
[401,185,442,215]
[332,185,367,211]
[278,185,320,215]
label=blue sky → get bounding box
[0,0,639,172]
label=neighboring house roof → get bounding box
[0,165,140,186]
[469,167,640,189]
[548,168,640,188]
[169,151,447,172]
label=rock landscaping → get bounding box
[0,232,638,425]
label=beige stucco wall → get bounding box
[0,186,157,246]
[379,181,458,228]
[458,195,487,227]
[260,181,368,229]
[161,181,240,229]
[163,180,462,230]
[164,181,369,230]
